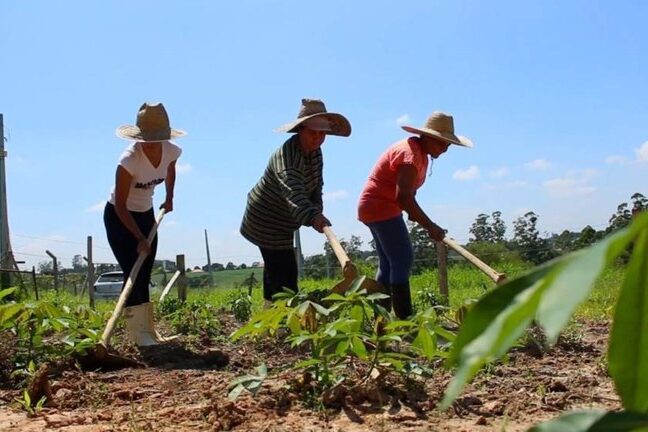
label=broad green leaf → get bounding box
[365,293,389,301]
[322,293,347,302]
[442,271,556,409]
[293,358,321,369]
[349,305,364,332]
[385,320,417,330]
[228,374,257,388]
[0,303,23,325]
[608,230,648,412]
[412,326,436,360]
[335,340,350,356]
[255,363,267,378]
[351,336,367,359]
[528,409,648,432]
[447,262,556,366]
[433,325,456,342]
[537,227,639,343]
[227,384,246,401]
[0,287,17,302]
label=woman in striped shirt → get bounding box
[240,99,351,303]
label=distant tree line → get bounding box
[39,193,646,278]
[303,192,647,278]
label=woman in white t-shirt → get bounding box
[104,102,184,346]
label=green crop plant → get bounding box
[232,278,455,396]
[441,211,648,430]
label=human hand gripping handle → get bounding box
[427,223,446,242]
[311,214,331,233]
[100,209,166,348]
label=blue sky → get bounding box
[2,1,647,271]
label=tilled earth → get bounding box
[0,320,619,432]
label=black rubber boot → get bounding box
[376,283,392,312]
[391,282,413,319]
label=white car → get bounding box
[93,271,124,299]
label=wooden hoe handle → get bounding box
[323,226,350,268]
[100,209,166,347]
[442,237,506,284]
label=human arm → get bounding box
[396,164,446,241]
[274,143,327,231]
[160,160,176,213]
[113,165,151,256]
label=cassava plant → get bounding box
[232,278,455,393]
[441,211,648,431]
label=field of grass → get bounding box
[30,260,624,324]
[151,267,263,290]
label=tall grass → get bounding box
[28,262,624,322]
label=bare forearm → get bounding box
[114,205,145,241]
[400,197,437,231]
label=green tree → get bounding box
[512,211,555,264]
[574,225,603,250]
[71,254,86,271]
[469,213,492,242]
[491,211,507,242]
[409,222,438,274]
[552,230,577,254]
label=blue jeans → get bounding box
[365,216,413,285]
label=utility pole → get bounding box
[0,114,17,288]
[204,229,213,286]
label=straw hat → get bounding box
[402,112,473,148]
[116,103,186,142]
[276,99,351,137]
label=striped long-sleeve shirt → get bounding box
[240,135,323,250]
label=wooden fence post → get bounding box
[87,236,95,309]
[31,266,39,300]
[45,250,58,293]
[436,241,449,305]
[176,254,187,302]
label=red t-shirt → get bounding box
[358,137,429,223]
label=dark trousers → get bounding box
[365,216,413,285]
[103,203,158,307]
[259,247,298,301]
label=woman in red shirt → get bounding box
[357,112,472,318]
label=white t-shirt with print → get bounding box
[108,140,182,212]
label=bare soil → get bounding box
[0,320,619,432]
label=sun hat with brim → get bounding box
[401,111,473,148]
[275,98,351,137]
[116,102,186,142]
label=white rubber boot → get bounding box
[143,302,179,343]
[124,303,159,347]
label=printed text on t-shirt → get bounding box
[135,178,164,189]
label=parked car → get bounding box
[92,271,158,300]
[93,271,124,299]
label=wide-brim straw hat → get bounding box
[401,112,473,148]
[275,98,351,137]
[117,102,186,142]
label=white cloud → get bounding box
[636,141,648,162]
[565,168,598,181]
[452,165,480,181]
[85,200,106,213]
[524,159,550,170]
[176,162,193,174]
[396,114,411,126]
[543,177,596,198]
[605,155,629,165]
[483,180,528,190]
[323,190,349,202]
[489,167,510,178]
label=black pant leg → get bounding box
[259,247,298,301]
